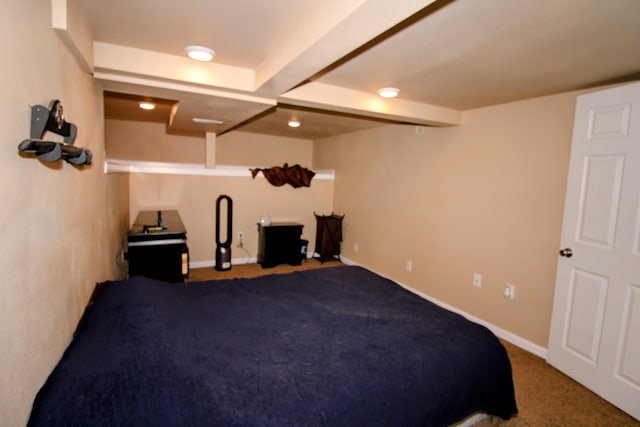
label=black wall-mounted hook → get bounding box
[18,100,92,166]
[31,100,77,144]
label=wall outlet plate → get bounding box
[473,273,482,288]
[504,284,516,301]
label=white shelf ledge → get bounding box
[104,159,335,180]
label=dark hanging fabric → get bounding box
[314,212,344,262]
[250,163,316,188]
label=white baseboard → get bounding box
[190,252,316,270]
[189,257,257,270]
[340,256,548,359]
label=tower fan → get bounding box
[215,194,233,271]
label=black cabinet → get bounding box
[127,210,189,282]
[258,222,304,268]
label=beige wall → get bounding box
[0,1,129,425]
[217,131,313,166]
[106,119,205,163]
[129,174,333,264]
[117,88,590,348]
[314,91,584,348]
[0,2,617,425]
[105,124,314,167]
[112,128,325,265]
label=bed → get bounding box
[28,266,517,426]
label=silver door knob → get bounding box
[559,248,573,258]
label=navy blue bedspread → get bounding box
[28,266,517,426]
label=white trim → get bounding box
[104,159,335,180]
[191,253,312,271]
[128,238,186,247]
[190,257,257,270]
[189,260,215,269]
[340,256,548,359]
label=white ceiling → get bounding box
[80,0,640,139]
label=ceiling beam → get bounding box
[93,42,255,93]
[280,82,462,126]
[254,0,438,97]
[51,0,93,73]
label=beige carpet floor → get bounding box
[477,340,638,426]
[188,261,639,426]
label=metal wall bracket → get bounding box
[18,100,92,166]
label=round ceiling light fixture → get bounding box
[184,45,216,62]
[138,102,156,110]
[378,87,399,98]
[288,119,301,128]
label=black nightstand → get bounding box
[127,210,189,282]
[257,222,304,268]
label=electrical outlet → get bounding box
[503,284,516,301]
[406,260,413,273]
[354,243,359,253]
[473,273,482,288]
[237,231,244,248]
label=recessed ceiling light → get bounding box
[138,102,156,110]
[378,87,399,98]
[184,45,216,62]
[288,120,301,128]
[192,117,224,125]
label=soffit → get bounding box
[79,0,640,139]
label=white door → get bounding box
[547,81,640,420]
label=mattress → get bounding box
[28,265,517,426]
